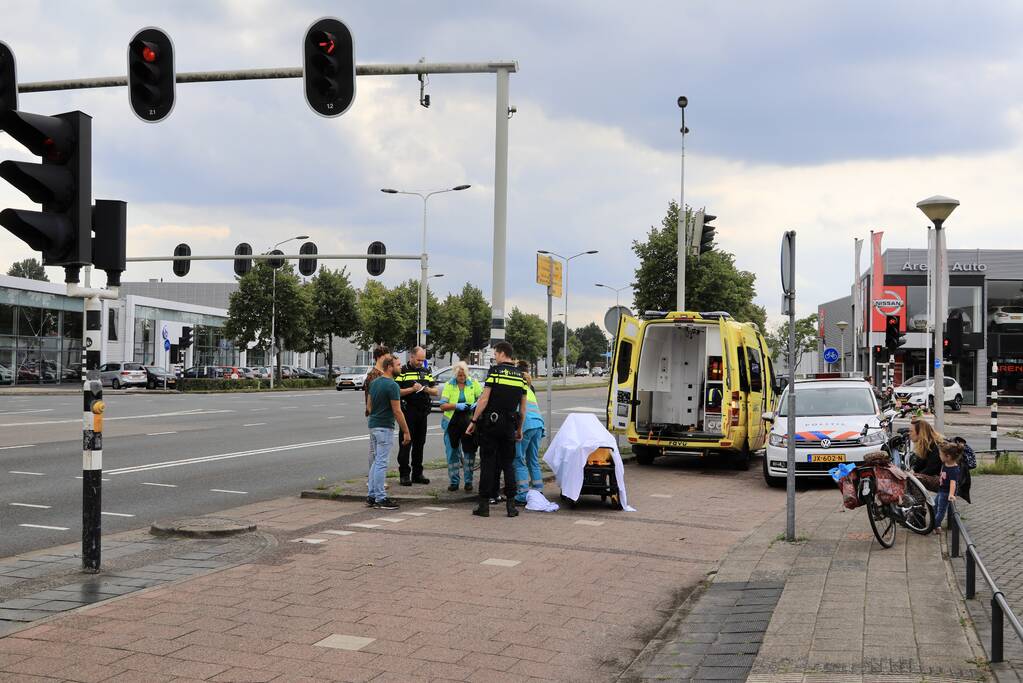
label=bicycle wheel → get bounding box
[901,478,935,535]
[867,499,897,548]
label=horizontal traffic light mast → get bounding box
[125,252,420,262]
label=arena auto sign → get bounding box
[901,262,987,272]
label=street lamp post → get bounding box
[917,195,959,432]
[595,283,631,311]
[538,249,598,384]
[268,235,308,389]
[836,320,849,373]
[382,185,470,348]
[677,95,688,311]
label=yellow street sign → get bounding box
[537,255,563,297]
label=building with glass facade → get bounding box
[818,248,1023,406]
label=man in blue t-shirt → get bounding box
[367,356,411,509]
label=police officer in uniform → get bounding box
[466,341,527,518]
[395,346,438,485]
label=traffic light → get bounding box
[172,243,190,277]
[0,41,17,113]
[91,199,126,286]
[268,249,285,269]
[884,314,905,353]
[0,110,92,282]
[367,241,386,276]
[233,242,252,277]
[128,28,175,122]
[299,241,318,276]
[303,17,356,117]
[178,326,193,350]
[946,310,964,359]
[699,212,717,255]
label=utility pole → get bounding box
[676,96,688,312]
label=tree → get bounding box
[458,284,491,358]
[224,262,310,379]
[765,313,819,371]
[354,280,412,351]
[432,293,470,364]
[505,307,546,365]
[551,320,566,362]
[632,201,766,332]
[575,322,608,367]
[307,268,359,373]
[390,279,440,353]
[7,258,48,281]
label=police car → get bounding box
[762,374,891,487]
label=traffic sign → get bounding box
[536,254,562,298]
[935,358,942,369]
[164,339,171,351]
[823,347,839,364]
[780,231,795,296]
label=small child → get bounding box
[933,441,964,532]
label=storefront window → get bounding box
[108,309,119,341]
[0,303,14,335]
[987,280,1023,334]
[948,286,982,334]
[133,318,154,364]
[904,286,928,331]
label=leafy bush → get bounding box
[177,378,330,392]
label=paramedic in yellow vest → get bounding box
[514,360,545,504]
[439,362,483,492]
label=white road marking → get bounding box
[327,416,344,420]
[146,431,178,436]
[242,423,266,427]
[140,482,177,488]
[73,476,111,481]
[373,517,406,523]
[0,409,53,416]
[562,407,606,414]
[101,511,135,518]
[650,494,672,498]
[0,445,35,451]
[347,523,380,529]
[574,519,605,526]
[210,489,247,495]
[420,506,448,511]
[292,538,326,544]
[322,530,355,536]
[250,408,269,412]
[9,471,45,476]
[0,408,233,428]
[106,434,370,476]
[481,558,520,567]
[282,406,299,410]
[9,503,51,509]
[400,512,428,517]
[19,524,69,531]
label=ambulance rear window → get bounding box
[616,341,633,384]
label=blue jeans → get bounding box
[368,427,395,502]
[444,429,475,487]
[933,490,950,528]
[514,427,544,503]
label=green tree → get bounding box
[551,320,567,362]
[390,279,440,353]
[505,307,547,365]
[632,201,766,331]
[566,334,582,367]
[432,293,470,364]
[224,262,310,379]
[575,322,608,367]
[458,284,492,358]
[354,280,412,351]
[7,258,48,281]
[765,313,819,370]
[307,268,359,373]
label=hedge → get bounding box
[177,378,332,392]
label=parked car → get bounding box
[989,305,1023,332]
[430,365,489,411]
[294,366,321,379]
[893,375,964,412]
[335,365,372,391]
[182,365,225,379]
[574,367,591,377]
[144,366,177,390]
[590,366,605,377]
[249,366,270,379]
[314,365,342,378]
[0,363,11,384]
[98,362,147,389]
[551,368,564,378]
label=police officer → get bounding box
[395,346,438,485]
[466,341,527,518]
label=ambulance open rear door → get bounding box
[606,313,641,432]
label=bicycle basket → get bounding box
[873,466,906,505]
[838,469,862,510]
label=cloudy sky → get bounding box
[2,1,1022,337]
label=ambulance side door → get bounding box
[607,314,641,432]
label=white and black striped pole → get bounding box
[991,360,998,452]
[82,295,104,573]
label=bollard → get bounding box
[991,361,998,452]
[992,595,1004,663]
[82,295,104,573]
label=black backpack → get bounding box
[952,436,977,469]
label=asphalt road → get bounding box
[0,386,612,558]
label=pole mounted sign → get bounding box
[535,253,562,298]
[823,347,839,364]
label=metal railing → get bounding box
[949,503,1023,663]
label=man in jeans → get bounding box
[367,356,410,510]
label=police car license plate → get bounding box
[810,454,845,463]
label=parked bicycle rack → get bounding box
[949,503,1023,664]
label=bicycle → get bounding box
[854,461,935,548]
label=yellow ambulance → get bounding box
[606,310,776,469]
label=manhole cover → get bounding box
[150,516,256,538]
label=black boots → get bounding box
[506,500,519,517]
[473,499,489,517]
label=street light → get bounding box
[381,184,471,348]
[538,249,599,384]
[267,234,308,389]
[595,283,631,310]
[835,320,849,373]
[917,195,959,431]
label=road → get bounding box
[0,386,611,558]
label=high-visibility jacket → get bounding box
[440,378,484,422]
[396,362,435,414]
[523,385,545,433]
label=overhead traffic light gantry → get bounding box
[699,212,717,255]
[367,241,386,276]
[299,241,318,276]
[128,27,175,122]
[303,17,356,117]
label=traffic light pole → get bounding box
[933,222,947,431]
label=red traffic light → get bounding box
[313,31,336,55]
[142,45,157,63]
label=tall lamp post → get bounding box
[538,249,598,384]
[267,234,308,389]
[836,320,849,373]
[382,184,471,348]
[594,283,632,310]
[917,195,959,431]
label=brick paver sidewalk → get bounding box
[950,475,1023,682]
[0,462,787,682]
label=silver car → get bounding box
[98,362,147,389]
[335,365,372,391]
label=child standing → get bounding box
[933,441,964,532]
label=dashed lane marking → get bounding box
[574,519,605,526]
[373,517,406,523]
[0,445,35,451]
[322,530,355,536]
[146,431,178,436]
[101,512,135,518]
[420,506,448,511]
[140,482,177,488]
[74,476,110,481]
[650,494,672,498]
[250,408,269,412]
[210,489,247,495]
[242,423,266,427]
[19,524,69,531]
[0,409,53,416]
[0,408,233,427]
[348,523,380,529]
[400,512,428,517]
[481,558,521,567]
[327,416,344,420]
[292,538,326,544]
[9,503,51,509]
[9,471,45,476]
